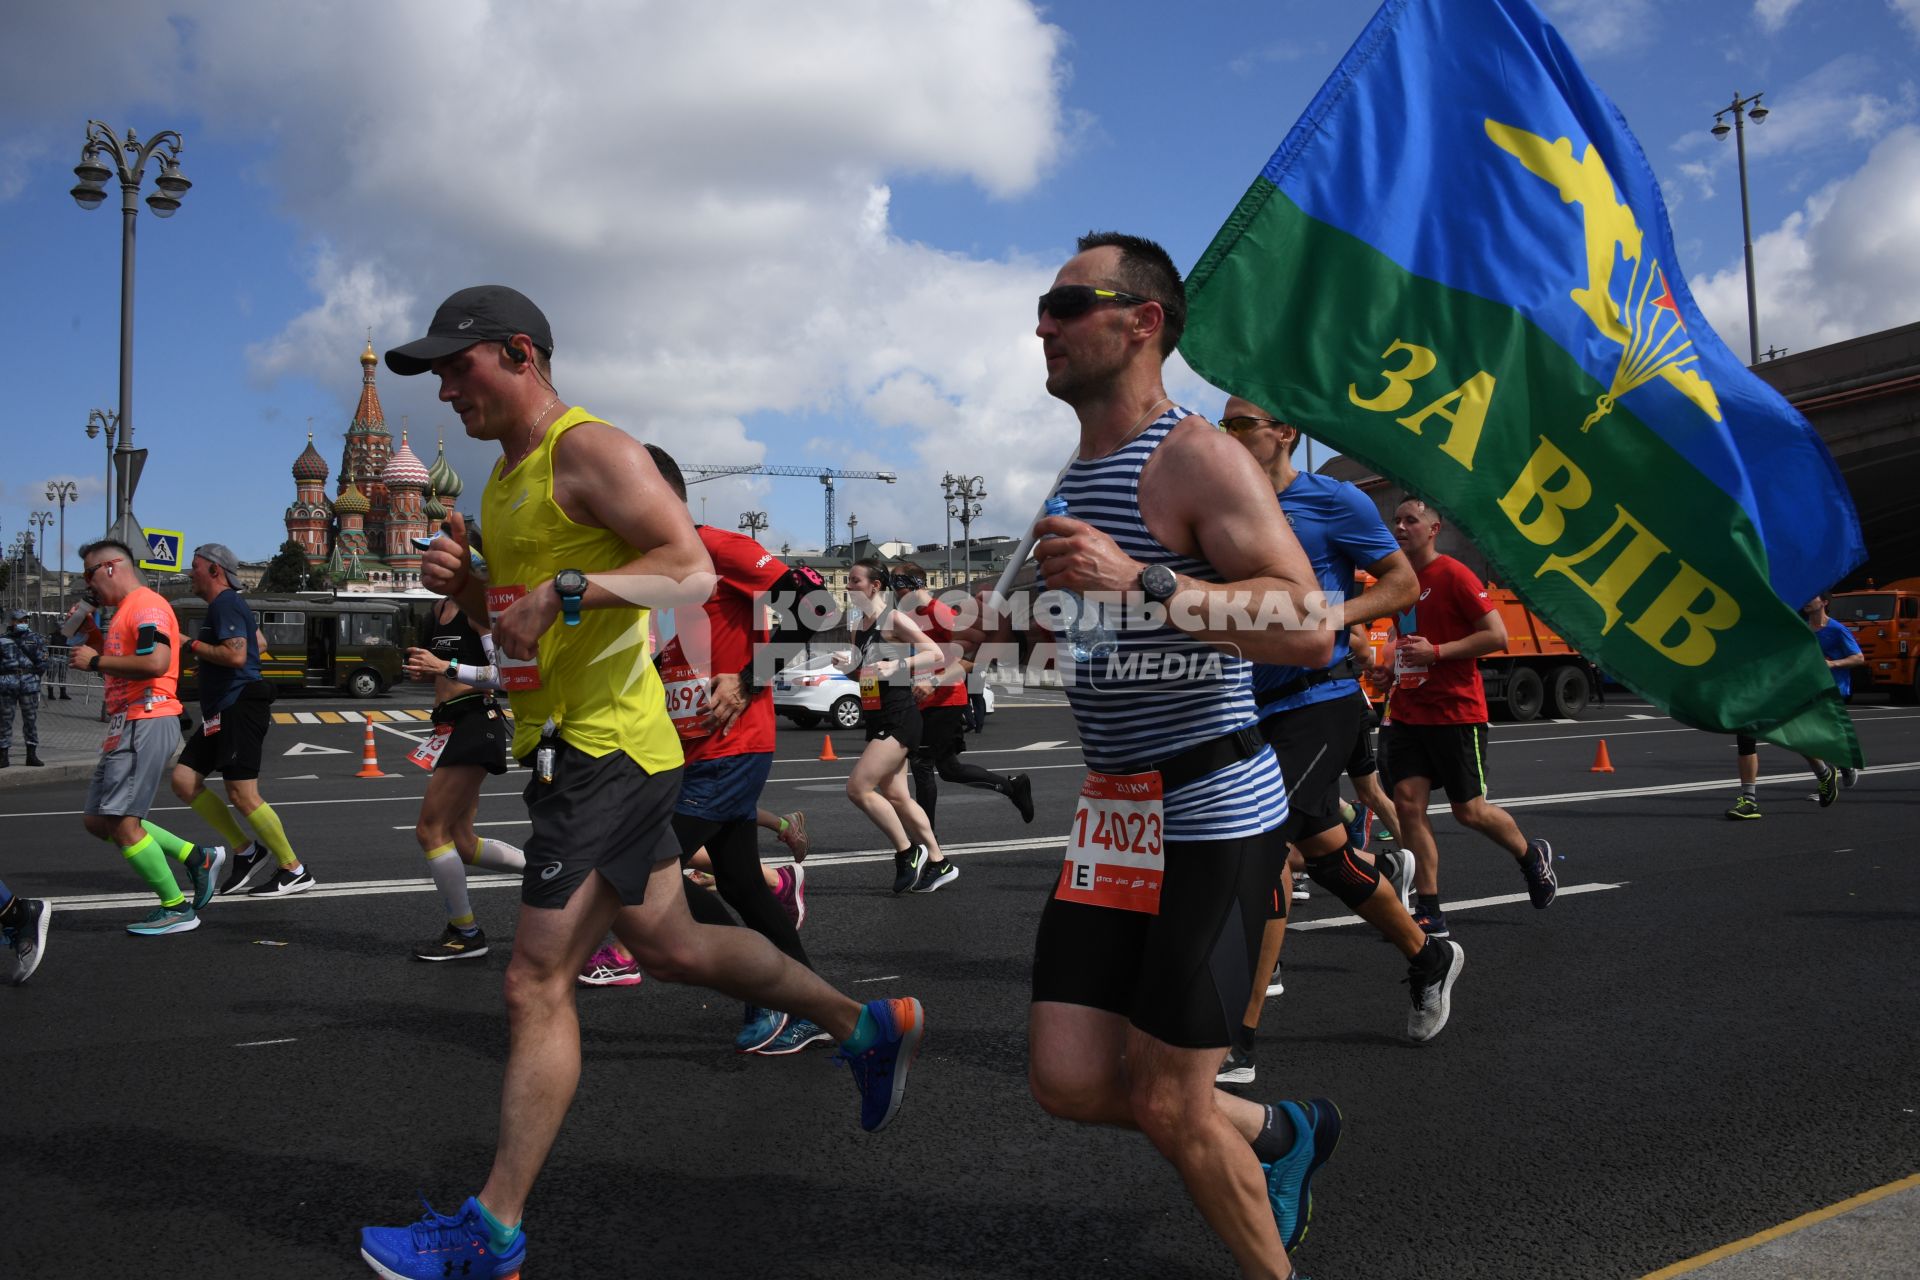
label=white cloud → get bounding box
[1892,0,1920,40]
[1687,124,1920,357]
[1753,0,1805,33]
[1540,0,1659,56]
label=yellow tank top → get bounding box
[479,407,683,773]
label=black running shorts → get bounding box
[1259,692,1368,848]
[1031,829,1285,1050]
[518,740,683,909]
[1343,690,1379,778]
[914,704,967,762]
[176,687,273,782]
[433,695,509,776]
[864,692,922,751]
[1381,721,1490,803]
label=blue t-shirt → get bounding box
[198,589,263,714]
[1253,471,1401,717]
[1814,617,1862,699]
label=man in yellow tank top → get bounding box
[359,286,925,1280]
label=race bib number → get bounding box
[203,713,222,737]
[860,673,882,711]
[102,712,127,753]
[1056,770,1165,914]
[485,586,544,692]
[1393,638,1429,690]
[408,724,453,771]
[657,656,710,740]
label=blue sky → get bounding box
[3,0,1916,578]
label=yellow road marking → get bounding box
[316,711,344,724]
[272,713,296,724]
[364,710,390,722]
[1642,1171,1920,1277]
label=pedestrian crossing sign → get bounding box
[139,527,184,572]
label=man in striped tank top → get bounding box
[1010,234,1345,1276]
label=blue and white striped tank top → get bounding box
[1048,406,1287,842]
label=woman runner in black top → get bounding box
[834,559,948,894]
[400,528,529,961]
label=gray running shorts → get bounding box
[85,715,183,818]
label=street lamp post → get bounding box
[948,475,986,586]
[1711,91,1769,366]
[70,121,193,545]
[940,474,957,586]
[738,510,769,539]
[84,409,119,535]
[846,513,859,566]
[7,534,28,614]
[28,512,53,623]
[46,481,78,609]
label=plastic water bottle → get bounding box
[1043,496,1118,662]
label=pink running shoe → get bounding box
[776,811,810,862]
[773,863,807,931]
[578,943,645,987]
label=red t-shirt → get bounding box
[1386,554,1491,725]
[907,598,969,709]
[658,527,790,761]
[99,586,185,720]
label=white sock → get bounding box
[472,839,526,872]
[425,844,474,927]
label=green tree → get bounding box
[258,540,314,593]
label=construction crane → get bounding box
[682,464,897,549]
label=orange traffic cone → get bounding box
[356,721,384,778]
[818,736,838,762]
[1590,738,1615,773]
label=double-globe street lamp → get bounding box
[83,409,120,537]
[945,474,986,587]
[70,121,192,546]
[46,480,79,608]
[1710,91,1769,366]
[27,511,53,622]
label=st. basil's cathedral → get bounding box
[284,339,463,591]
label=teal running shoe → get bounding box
[756,1017,832,1056]
[126,903,198,936]
[360,1195,524,1279]
[1263,1097,1342,1252]
[187,845,228,910]
[833,997,924,1131]
[736,1006,790,1053]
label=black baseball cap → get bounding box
[384,285,554,376]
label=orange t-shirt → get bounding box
[100,586,183,720]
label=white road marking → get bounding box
[338,711,364,723]
[1013,740,1071,751]
[1289,882,1626,931]
[1628,714,1655,720]
[283,742,351,756]
[236,1038,299,1047]
[293,712,321,725]
[854,975,902,984]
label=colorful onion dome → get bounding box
[427,433,463,500]
[382,430,431,490]
[292,432,330,482]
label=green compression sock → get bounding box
[244,802,300,869]
[140,820,197,863]
[122,834,184,906]
[188,789,250,849]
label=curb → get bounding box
[0,760,97,790]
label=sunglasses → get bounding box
[82,556,125,579]
[1218,415,1285,433]
[1037,285,1154,322]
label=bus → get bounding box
[173,594,406,700]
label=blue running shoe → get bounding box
[1345,803,1369,851]
[736,1005,790,1053]
[360,1195,524,1279]
[833,996,925,1132]
[1263,1097,1342,1253]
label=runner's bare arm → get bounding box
[1349,550,1418,627]
[551,421,716,610]
[884,608,946,676]
[1409,609,1507,666]
[191,636,250,669]
[1037,415,1332,666]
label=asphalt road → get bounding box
[6,691,1917,1278]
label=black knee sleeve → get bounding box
[1303,845,1382,911]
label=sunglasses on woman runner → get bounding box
[1036,284,1155,322]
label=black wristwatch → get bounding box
[1139,563,1178,604]
[554,568,589,627]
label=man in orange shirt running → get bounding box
[69,540,227,936]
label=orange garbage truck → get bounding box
[1829,578,1920,702]
[1354,575,1599,722]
